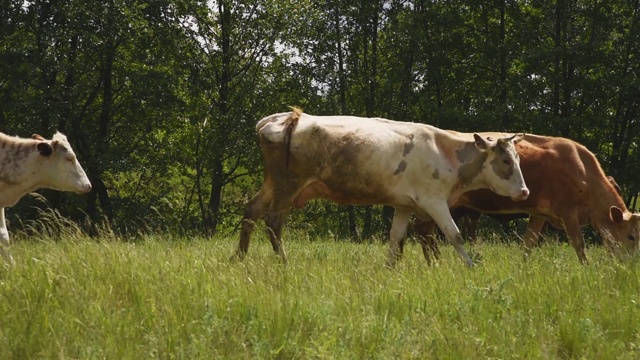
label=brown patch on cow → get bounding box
[272,126,393,209]
[403,134,415,156]
[283,107,302,168]
[456,143,487,186]
[432,168,440,179]
[293,179,391,208]
[456,142,478,163]
[393,160,407,175]
[489,143,515,180]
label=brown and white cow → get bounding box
[417,175,624,245]
[411,133,640,264]
[233,108,529,267]
[0,131,92,264]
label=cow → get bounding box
[0,132,92,264]
[421,175,625,244]
[410,132,640,264]
[233,108,529,267]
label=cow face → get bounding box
[606,206,640,256]
[473,133,529,201]
[37,132,92,194]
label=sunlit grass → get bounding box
[0,231,639,359]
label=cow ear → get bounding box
[610,206,624,224]
[36,142,53,157]
[32,134,45,141]
[473,133,489,151]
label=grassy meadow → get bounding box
[0,229,639,359]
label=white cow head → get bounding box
[33,132,92,194]
[472,133,529,201]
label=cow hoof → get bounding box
[229,251,246,262]
[468,250,483,264]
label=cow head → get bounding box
[35,132,92,194]
[473,133,529,201]
[605,206,640,256]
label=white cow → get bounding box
[0,131,92,264]
[234,108,529,267]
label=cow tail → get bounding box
[283,107,302,168]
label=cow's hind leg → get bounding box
[0,209,14,265]
[264,200,293,263]
[233,186,273,261]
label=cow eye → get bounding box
[628,234,636,242]
[503,159,512,166]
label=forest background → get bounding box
[1,0,639,241]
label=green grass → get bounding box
[0,232,639,359]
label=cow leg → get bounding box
[263,196,295,263]
[423,202,473,267]
[523,216,545,260]
[0,209,14,265]
[387,207,412,267]
[233,186,273,261]
[564,218,588,264]
[465,212,481,243]
[414,217,440,265]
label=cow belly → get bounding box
[293,180,386,208]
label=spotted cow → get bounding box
[0,132,92,264]
[233,108,529,267]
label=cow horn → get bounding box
[499,133,524,144]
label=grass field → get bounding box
[0,231,639,359]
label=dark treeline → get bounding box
[1,0,639,240]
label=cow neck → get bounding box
[445,136,491,203]
[590,173,628,230]
[0,138,43,207]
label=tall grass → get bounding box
[0,229,638,359]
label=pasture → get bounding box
[0,230,639,359]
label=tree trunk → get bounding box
[334,4,359,240]
[205,155,224,236]
[361,1,380,240]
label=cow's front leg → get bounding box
[563,216,588,264]
[0,208,14,265]
[422,201,473,267]
[387,207,411,267]
[523,216,545,261]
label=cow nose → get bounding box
[511,188,529,201]
[82,183,92,193]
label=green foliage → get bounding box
[1,0,639,238]
[1,233,640,358]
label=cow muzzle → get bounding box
[511,188,530,201]
[76,182,92,194]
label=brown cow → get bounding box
[411,133,640,264]
[425,175,625,244]
[234,109,530,267]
